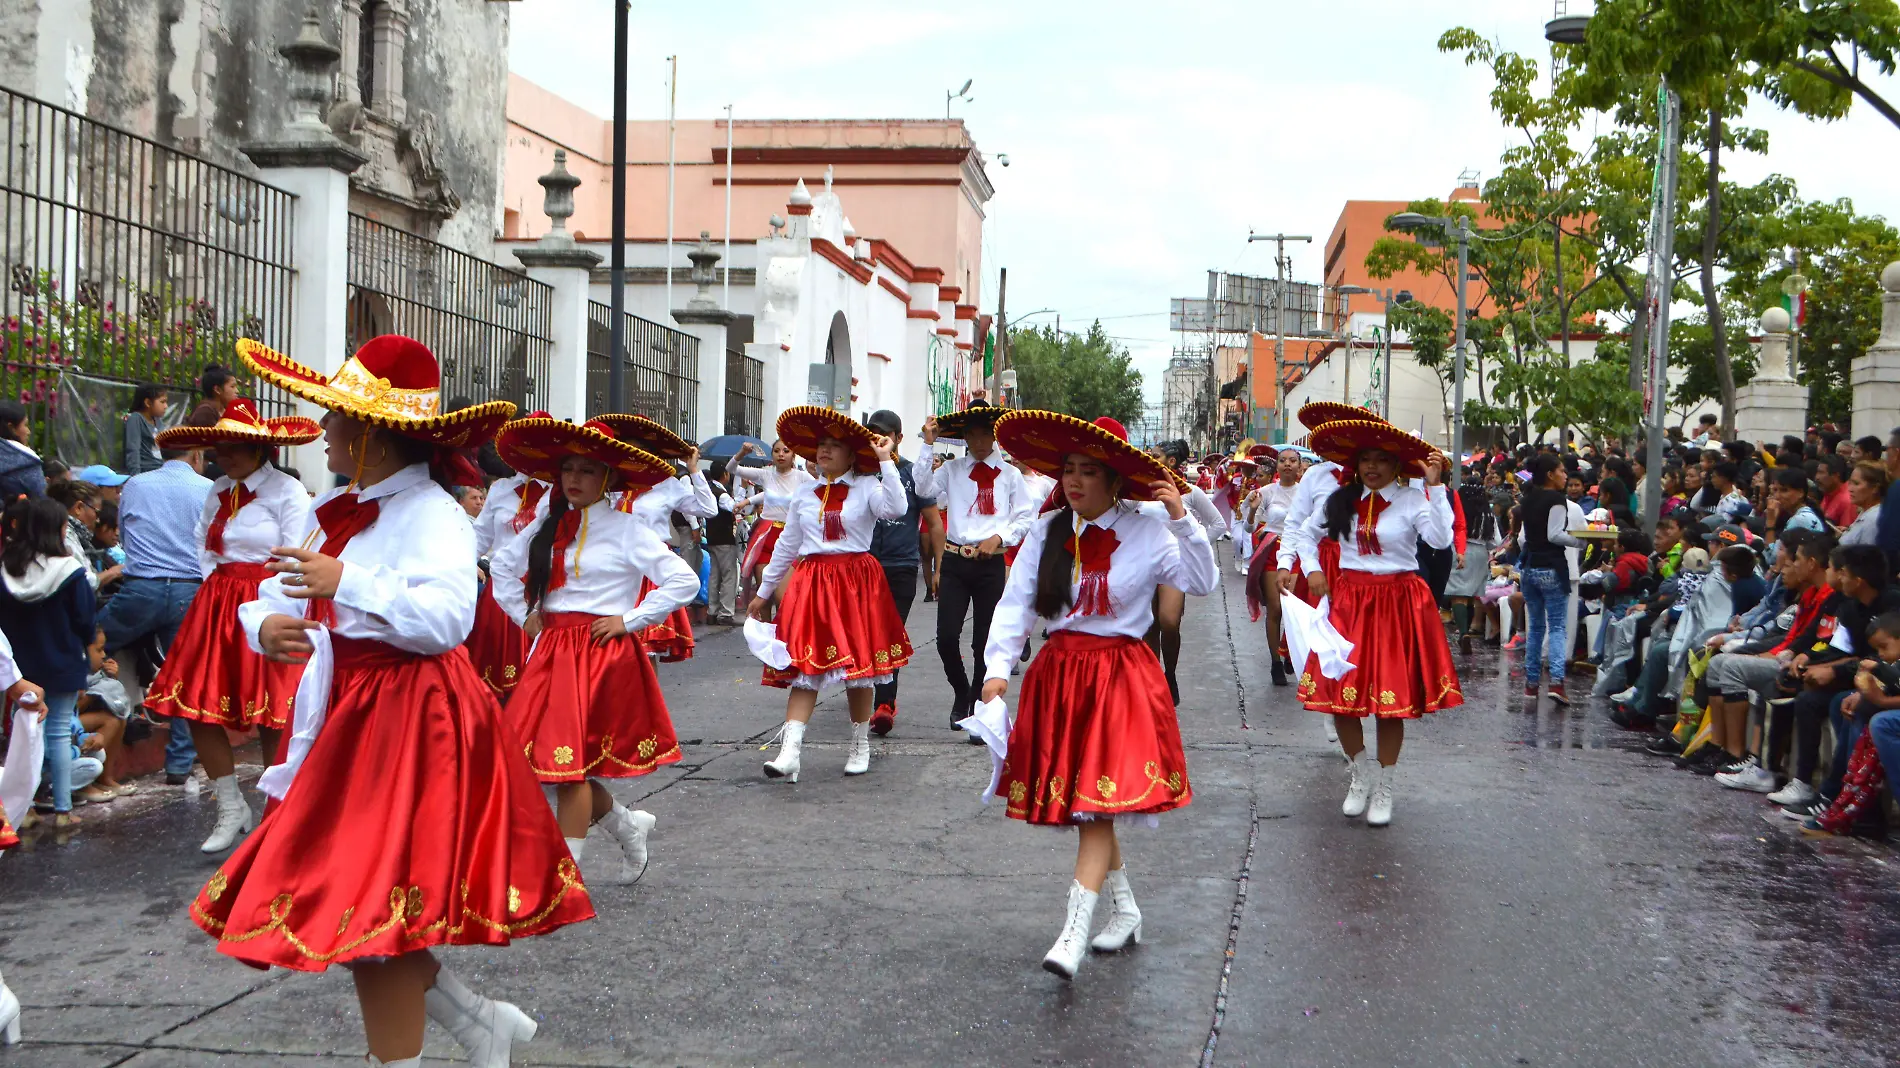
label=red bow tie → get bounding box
[968,463,1000,515]
[815,481,850,540]
[205,483,258,555]
[305,492,381,625]
[511,480,549,533]
[1063,523,1119,617]
[544,507,586,593]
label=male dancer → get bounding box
[916,400,1035,726]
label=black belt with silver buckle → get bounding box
[947,541,997,560]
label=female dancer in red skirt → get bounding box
[198,336,593,1068]
[0,629,36,1043]
[466,409,551,701]
[1244,446,1304,685]
[1294,419,1461,827]
[595,414,715,662]
[144,399,316,854]
[490,416,699,883]
[734,438,816,593]
[748,407,912,780]
[984,411,1218,979]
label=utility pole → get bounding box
[1246,232,1311,442]
[1641,81,1682,533]
[991,266,1007,403]
[607,0,629,412]
[664,55,678,316]
[1450,217,1471,489]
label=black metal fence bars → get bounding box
[0,84,297,449]
[725,348,764,437]
[585,301,699,439]
[346,214,551,412]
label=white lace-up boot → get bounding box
[763,720,804,782]
[564,837,586,865]
[0,966,20,1044]
[1323,716,1340,745]
[1342,751,1371,818]
[1041,880,1100,979]
[1089,868,1143,952]
[423,968,536,1068]
[843,720,872,775]
[595,803,657,883]
[1366,763,1394,827]
[200,775,254,853]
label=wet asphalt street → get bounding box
[2,540,1897,1067]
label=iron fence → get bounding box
[346,214,551,412]
[0,84,296,456]
[586,301,699,439]
[724,348,764,437]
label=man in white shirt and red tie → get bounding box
[916,401,1036,728]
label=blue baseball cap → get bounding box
[75,464,129,487]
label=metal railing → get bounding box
[585,301,699,439]
[0,84,296,453]
[724,348,764,437]
[346,214,551,411]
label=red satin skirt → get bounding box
[763,551,913,687]
[0,810,16,850]
[1298,568,1463,719]
[742,520,785,578]
[190,637,593,972]
[509,612,680,783]
[146,562,298,730]
[1003,631,1192,826]
[465,583,526,700]
[636,577,695,662]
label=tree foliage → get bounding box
[1007,321,1144,427]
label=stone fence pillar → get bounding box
[1734,306,1806,448]
[672,232,735,440]
[513,151,599,422]
[1852,262,1900,440]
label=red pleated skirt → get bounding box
[1298,568,1463,719]
[763,551,913,687]
[146,563,300,730]
[1003,631,1191,825]
[636,577,695,662]
[0,810,16,850]
[465,582,526,700]
[190,637,594,972]
[742,520,785,578]
[508,611,680,783]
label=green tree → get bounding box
[1006,321,1144,427]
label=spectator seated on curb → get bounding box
[1803,613,1900,836]
[75,628,132,801]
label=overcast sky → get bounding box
[509,0,1900,405]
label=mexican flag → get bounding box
[1782,289,1807,326]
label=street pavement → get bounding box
[2,541,1898,1066]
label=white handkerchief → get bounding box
[744,617,792,670]
[258,627,332,801]
[956,696,1011,803]
[0,705,44,853]
[1279,593,1356,680]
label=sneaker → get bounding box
[1781,796,1828,821]
[1714,760,1776,793]
[1800,817,1836,837]
[1643,734,1683,757]
[1700,754,1749,778]
[1548,684,1570,706]
[1765,780,1815,807]
[1503,635,1525,651]
[1611,686,1638,705]
[1609,705,1655,730]
[1524,682,1538,699]
[868,703,896,737]
[1675,747,1726,772]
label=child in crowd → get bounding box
[1804,612,1900,836]
[75,628,131,801]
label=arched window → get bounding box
[357,1,382,108]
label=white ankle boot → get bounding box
[763,720,804,782]
[0,967,20,1044]
[1323,716,1339,745]
[843,721,871,775]
[1367,763,1394,827]
[1342,752,1371,818]
[1089,868,1142,952]
[423,967,535,1068]
[595,803,657,883]
[564,837,586,864]
[200,775,254,854]
[1041,881,1099,979]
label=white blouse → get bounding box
[473,473,547,558]
[1293,481,1454,576]
[757,462,908,599]
[1257,480,1299,534]
[982,504,1218,681]
[196,463,313,576]
[1276,460,1345,573]
[489,496,699,632]
[735,464,817,523]
[625,472,717,543]
[912,445,1036,546]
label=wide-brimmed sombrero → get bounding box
[776,406,881,473]
[935,399,1007,440]
[1247,443,1280,463]
[155,397,320,450]
[496,417,676,490]
[1308,419,1438,477]
[591,413,692,461]
[994,410,1187,502]
[236,335,514,448]
[1298,401,1391,432]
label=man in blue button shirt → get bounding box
[100,445,213,782]
[863,410,941,738]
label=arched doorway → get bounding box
[815,310,851,411]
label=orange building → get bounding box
[1321,184,1495,324]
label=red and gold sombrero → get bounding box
[495,417,676,490]
[934,399,1007,440]
[1308,419,1439,478]
[1247,443,1280,463]
[154,397,320,450]
[1298,401,1391,432]
[235,335,514,448]
[994,410,1188,502]
[591,413,692,461]
[776,405,882,473]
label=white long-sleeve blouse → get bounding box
[196,463,313,576]
[756,462,907,599]
[489,495,700,633]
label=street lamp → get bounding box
[1332,284,1370,404]
[1391,212,1471,485]
[1376,289,1414,419]
[945,79,974,119]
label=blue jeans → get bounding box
[40,691,78,814]
[97,576,201,775]
[1822,691,1862,798]
[1520,567,1569,685]
[1868,709,1900,795]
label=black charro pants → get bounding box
[873,563,920,713]
[936,551,1007,714]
